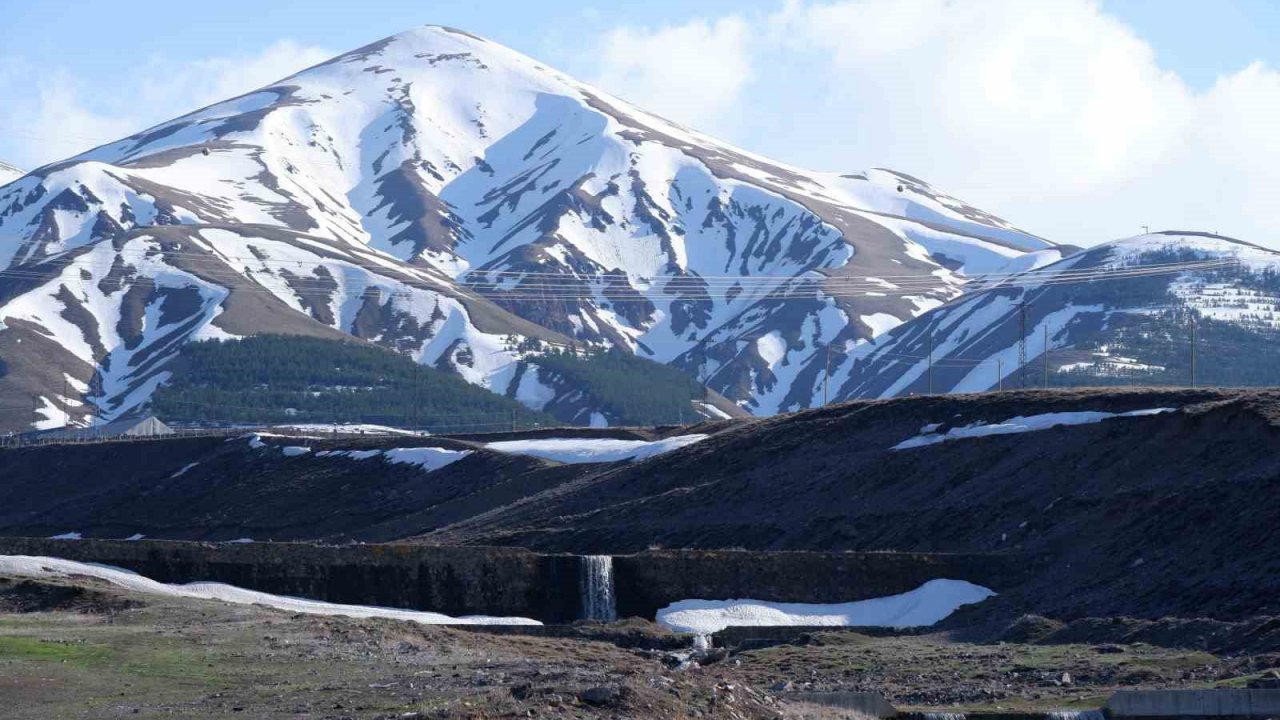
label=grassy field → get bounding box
[1,575,1271,718]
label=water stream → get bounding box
[579,555,617,621]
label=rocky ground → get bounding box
[3,575,1278,720]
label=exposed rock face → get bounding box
[0,537,581,621]
[0,26,1054,430]
[0,537,1016,623]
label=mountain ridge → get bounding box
[832,231,1280,399]
[0,24,1059,430]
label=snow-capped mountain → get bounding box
[834,232,1280,398]
[0,25,1056,431]
[0,161,22,186]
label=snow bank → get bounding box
[693,402,731,421]
[383,447,471,471]
[0,555,541,626]
[315,449,382,460]
[656,579,995,634]
[48,532,81,540]
[276,423,428,436]
[170,462,199,478]
[484,435,707,464]
[313,447,471,471]
[892,408,1176,450]
[281,446,311,457]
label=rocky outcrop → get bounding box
[0,538,1017,624]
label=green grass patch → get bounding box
[0,635,111,665]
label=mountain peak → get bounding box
[0,25,1057,430]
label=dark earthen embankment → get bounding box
[0,538,1021,624]
[0,537,581,622]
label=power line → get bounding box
[0,247,1243,303]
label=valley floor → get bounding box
[2,574,1274,720]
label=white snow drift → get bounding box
[0,555,540,626]
[314,446,472,471]
[655,579,995,634]
[892,408,1176,450]
[484,435,707,464]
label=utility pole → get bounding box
[1142,225,1150,235]
[824,343,831,406]
[927,335,934,394]
[1018,302,1029,389]
[1190,315,1197,388]
[997,359,1003,391]
[1043,325,1050,389]
[412,362,420,430]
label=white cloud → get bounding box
[582,0,1280,247]
[134,40,334,117]
[591,16,752,130]
[1,40,332,169]
[27,74,139,165]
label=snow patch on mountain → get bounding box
[892,408,1176,450]
[485,434,707,463]
[383,446,472,471]
[835,233,1280,399]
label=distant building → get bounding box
[25,415,176,442]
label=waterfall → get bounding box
[579,555,617,621]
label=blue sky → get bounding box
[4,1,1277,97]
[3,0,1280,244]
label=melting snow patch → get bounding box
[860,313,901,337]
[170,462,199,478]
[656,579,995,634]
[694,401,731,421]
[756,331,787,367]
[892,408,1176,450]
[49,532,82,540]
[281,446,311,457]
[383,447,472,471]
[313,447,471,471]
[0,556,541,626]
[276,423,428,436]
[316,449,383,460]
[125,534,145,541]
[485,435,707,464]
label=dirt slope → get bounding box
[2,388,1279,622]
[427,388,1280,621]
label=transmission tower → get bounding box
[1018,302,1029,388]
